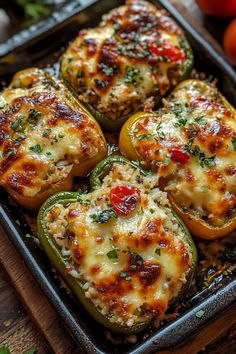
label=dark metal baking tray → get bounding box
[0,1,236,353]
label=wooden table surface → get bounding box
[0,1,235,354]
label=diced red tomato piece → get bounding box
[169,148,190,164]
[110,185,141,216]
[151,43,185,62]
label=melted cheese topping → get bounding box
[129,80,236,226]
[46,163,193,327]
[61,0,191,120]
[0,68,106,197]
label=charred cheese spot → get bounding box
[61,0,191,121]
[45,163,194,327]
[0,68,106,198]
[129,80,236,226]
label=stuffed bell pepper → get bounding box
[37,155,197,334]
[0,68,107,209]
[120,79,236,239]
[61,0,193,132]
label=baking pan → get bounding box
[0,1,236,353]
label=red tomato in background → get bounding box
[196,0,236,17]
[224,19,236,64]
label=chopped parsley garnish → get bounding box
[2,132,10,140]
[184,144,216,168]
[199,155,216,168]
[14,133,26,146]
[102,65,118,76]
[77,70,85,78]
[94,78,108,89]
[130,264,137,271]
[124,66,141,87]
[45,152,53,160]
[188,128,197,143]
[138,133,152,140]
[42,128,52,137]
[107,249,118,259]
[232,137,236,151]
[134,253,143,265]
[120,271,132,281]
[174,118,188,128]
[155,248,161,256]
[120,271,127,277]
[195,116,207,125]
[10,115,24,131]
[150,208,155,214]
[172,108,183,116]
[90,208,118,224]
[6,148,15,157]
[156,123,165,139]
[28,109,41,123]
[195,309,205,319]
[182,206,188,212]
[165,157,171,165]
[29,144,42,154]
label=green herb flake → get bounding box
[102,66,118,76]
[157,131,165,139]
[45,152,53,160]
[195,116,207,125]
[120,271,127,278]
[94,78,108,89]
[77,70,85,78]
[150,208,155,214]
[124,66,141,87]
[174,118,188,128]
[10,115,24,131]
[29,144,42,154]
[172,108,183,116]
[182,206,188,212]
[90,208,118,224]
[165,157,171,165]
[155,248,161,256]
[195,309,205,319]
[134,253,143,265]
[28,109,41,123]
[107,249,118,259]
[120,271,132,281]
[200,155,216,168]
[6,148,15,158]
[130,264,137,271]
[232,137,236,151]
[138,134,152,140]
[42,128,52,137]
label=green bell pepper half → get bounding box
[37,155,197,334]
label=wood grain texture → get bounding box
[0,226,77,354]
[0,264,26,336]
